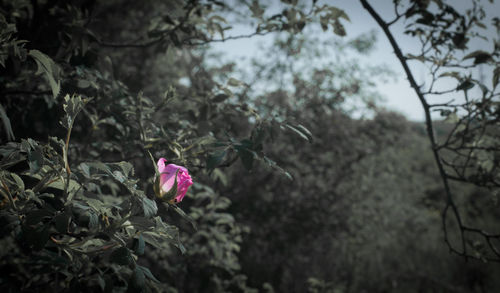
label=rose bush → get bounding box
[155,158,193,203]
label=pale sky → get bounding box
[210,0,499,121]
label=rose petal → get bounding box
[165,163,188,174]
[157,158,167,174]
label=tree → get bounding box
[360,0,500,261]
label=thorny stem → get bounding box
[63,120,73,200]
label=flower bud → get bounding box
[155,158,193,203]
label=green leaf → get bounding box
[129,216,155,230]
[167,203,197,231]
[329,6,350,21]
[25,209,53,226]
[147,151,160,177]
[141,231,165,249]
[297,21,306,31]
[456,80,475,91]
[493,67,500,88]
[227,77,242,87]
[76,79,91,88]
[61,94,85,129]
[439,71,461,80]
[320,15,329,31]
[97,276,105,292]
[463,50,492,64]
[79,161,135,192]
[262,156,293,181]
[117,161,134,177]
[46,176,80,193]
[249,0,264,18]
[212,93,230,103]
[234,139,255,170]
[444,112,459,124]
[0,104,15,141]
[48,136,65,152]
[295,124,313,142]
[88,211,99,229]
[27,147,44,174]
[137,265,160,283]
[237,149,254,170]
[142,197,158,218]
[0,143,25,170]
[406,53,426,63]
[72,201,91,211]
[251,125,267,147]
[7,172,25,192]
[134,234,145,255]
[54,211,71,234]
[212,168,228,186]
[28,49,60,99]
[129,267,146,292]
[332,20,346,36]
[206,150,227,171]
[285,124,313,143]
[153,174,161,199]
[110,247,132,266]
[140,218,186,253]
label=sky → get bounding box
[209,0,499,121]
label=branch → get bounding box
[359,0,468,258]
[95,38,163,48]
[188,31,272,46]
[94,27,273,49]
[91,3,273,49]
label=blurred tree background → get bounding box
[0,0,499,292]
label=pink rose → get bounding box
[156,158,193,203]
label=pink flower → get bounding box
[156,158,193,203]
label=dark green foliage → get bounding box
[0,106,183,291]
[0,1,227,291]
